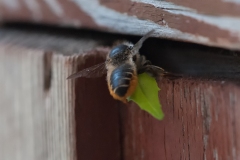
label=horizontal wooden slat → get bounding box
[0,0,240,50]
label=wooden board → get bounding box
[0,32,121,160]
[0,0,240,50]
[1,28,240,160]
[120,78,240,160]
[0,44,77,160]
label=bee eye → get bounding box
[128,46,133,50]
[109,44,128,58]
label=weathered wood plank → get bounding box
[0,44,77,160]
[1,27,240,160]
[120,78,240,160]
[0,0,240,50]
[0,34,121,160]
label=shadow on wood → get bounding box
[74,53,121,160]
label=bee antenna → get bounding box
[132,29,155,55]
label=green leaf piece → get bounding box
[127,73,164,120]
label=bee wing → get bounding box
[67,62,106,79]
[153,65,165,73]
[144,65,165,75]
[138,65,162,76]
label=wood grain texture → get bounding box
[0,0,240,50]
[73,53,121,160]
[120,78,240,160]
[1,28,240,160]
[0,44,77,160]
[0,37,121,160]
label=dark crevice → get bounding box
[1,22,240,82]
[140,39,240,81]
[118,102,125,160]
[43,51,52,91]
[163,127,168,160]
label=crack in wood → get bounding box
[43,51,52,92]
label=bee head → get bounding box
[107,30,155,65]
[108,44,133,65]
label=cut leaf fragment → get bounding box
[127,73,164,120]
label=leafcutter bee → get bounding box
[67,30,166,103]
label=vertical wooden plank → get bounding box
[0,44,45,160]
[72,51,121,160]
[0,44,77,160]
[0,42,121,160]
[120,78,240,160]
[44,53,76,160]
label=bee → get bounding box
[67,30,165,103]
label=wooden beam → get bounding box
[0,0,240,50]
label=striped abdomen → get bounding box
[109,63,138,103]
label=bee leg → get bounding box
[137,68,146,74]
[122,99,128,104]
[137,66,160,79]
[143,60,152,66]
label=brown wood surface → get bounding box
[1,28,240,160]
[120,78,240,160]
[0,0,240,50]
[73,51,121,160]
[0,31,121,160]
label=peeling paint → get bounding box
[229,92,237,160]
[0,0,239,49]
[232,146,236,160]
[134,0,240,39]
[229,92,236,107]
[43,0,64,17]
[0,0,20,10]
[132,0,194,12]
[72,0,210,44]
[214,105,219,122]
[195,87,200,116]
[213,148,219,160]
[203,135,209,160]
[23,0,42,20]
[222,0,240,4]
[201,90,212,134]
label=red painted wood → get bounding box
[2,25,240,160]
[74,52,121,160]
[0,0,240,50]
[120,78,240,160]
